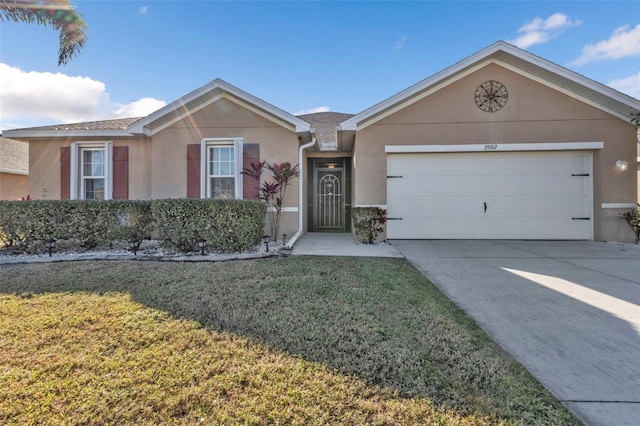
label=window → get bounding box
[208,145,235,199]
[81,148,105,199]
[201,138,243,199]
[70,142,112,200]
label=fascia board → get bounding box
[0,168,28,175]
[214,80,311,132]
[128,80,220,134]
[501,42,640,108]
[495,61,638,122]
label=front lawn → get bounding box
[0,257,579,425]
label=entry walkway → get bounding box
[291,233,403,257]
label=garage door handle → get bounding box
[484,202,487,213]
[572,217,590,220]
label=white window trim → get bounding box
[200,138,244,199]
[70,141,113,200]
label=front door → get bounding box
[314,160,345,231]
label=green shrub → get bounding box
[151,199,266,253]
[0,200,72,252]
[351,207,387,244]
[0,199,263,254]
[113,201,153,245]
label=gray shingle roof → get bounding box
[297,112,355,145]
[9,117,142,132]
[0,137,28,174]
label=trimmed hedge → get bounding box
[151,199,265,253]
[0,199,265,254]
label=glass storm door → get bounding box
[314,166,345,230]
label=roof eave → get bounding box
[0,168,28,175]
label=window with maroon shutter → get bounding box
[60,147,71,200]
[112,146,129,200]
[242,143,261,200]
[186,144,201,198]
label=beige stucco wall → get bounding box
[151,96,301,237]
[353,63,638,242]
[28,137,151,200]
[0,172,29,200]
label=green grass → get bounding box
[0,257,579,425]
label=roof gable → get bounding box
[340,41,640,131]
[129,79,311,136]
[3,79,311,139]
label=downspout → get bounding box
[285,136,316,249]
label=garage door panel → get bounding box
[386,151,593,240]
[563,178,590,195]
[563,198,591,217]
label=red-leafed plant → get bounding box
[243,161,299,239]
[623,203,640,244]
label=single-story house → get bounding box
[0,137,29,200]
[4,41,640,243]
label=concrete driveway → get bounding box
[391,240,640,426]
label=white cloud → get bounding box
[0,63,166,130]
[571,24,640,66]
[138,6,149,15]
[608,72,640,100]
[113,97,166,118]
[393,36,407,50]
[511,13,581,48]
[293,106,330,115]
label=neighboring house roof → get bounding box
[340,40,640,131]
[3,79,311,139]
[297,112,355,151]
[0,137,28,175]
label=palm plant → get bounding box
[242,161,299,240]
[0,0,87,65]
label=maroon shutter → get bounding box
[242,143,260,200]
[186,144,201,198]
[112,146,129,200]
[60,147,70,200]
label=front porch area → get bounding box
[291,233,402,258]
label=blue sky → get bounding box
[1,0,639,130]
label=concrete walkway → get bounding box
[392,240,640,426]
[291,233,403,257]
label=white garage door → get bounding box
[386,151,593,240]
